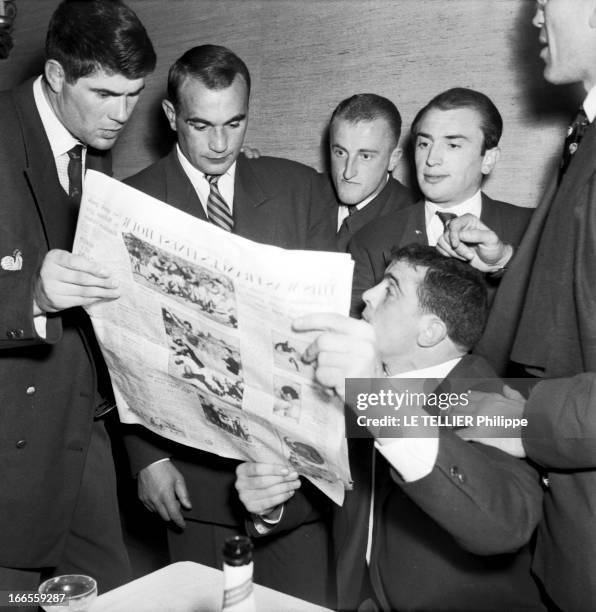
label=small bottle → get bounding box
[221,535,256,612]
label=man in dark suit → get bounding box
[291,244,544,611]
[0,0,155,599]
[437,3,596,609]
[349,88,532,315]
[123,45,336,606]
[328,93,414,251]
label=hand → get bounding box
[33,249,120,314]
[241,145,261,159]
[137,460,192,528]
[235,462,300,515]
[456,385,527,458]
[293,313,382,402]
[435,213,513,272]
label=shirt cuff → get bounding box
[375,436,439,482]
[33,313,47,338]
[251,504,285,535]
[144,457,171,470]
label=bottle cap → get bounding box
[223,535,253,566]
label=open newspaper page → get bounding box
[74,170,354,505]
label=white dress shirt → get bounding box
[425,190,482,246]
[583,84,596,123]
[33,76,86,194]
[365,356,462,563]
[176,145,236,215]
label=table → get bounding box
[90,561,333,612]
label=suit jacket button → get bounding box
[14,329,24,338]
[26,386,36,395]
[16,439,27,449]
[6,330,16,339]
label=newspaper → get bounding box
[73,170,354,505]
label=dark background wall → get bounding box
[0,0,582,207]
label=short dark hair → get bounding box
[45,0,156,83]
[412,87,503,153]
[389,243,487,350]
[167,45,251,109]
[330,93,402,146]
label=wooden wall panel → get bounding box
[0,0,581,207]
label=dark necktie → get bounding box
[67,144,84,205]
[205,174,233,232]
[337,206,358,251]
[436,211,457,230]
[559,107,589,184]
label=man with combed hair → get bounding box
[438,2,596,609]
[349,87,532,315]
[328,93,414,250]
[0,0,155,599]
[123,44,336,606]
[289,244,544,610]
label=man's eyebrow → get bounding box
[186,113,246,126]
[225,113,246,124]
[415,132,469,142]
[383,272,400,290]
[444,134,469,141]
[91,84,145,96]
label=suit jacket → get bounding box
[0,79,113,567]
[348,193,533,316]
[334,176,415,251]
[335,355,544,611]
[123,149,336,529]
[475,122,596,611]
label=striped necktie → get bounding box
[205,174,233,232]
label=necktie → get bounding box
[337,206,358,251]
[559,107,589,183]
[436,211,457,230]
[67,144,83,205]
[205,174,233,232]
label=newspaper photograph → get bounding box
[73,170,354,505]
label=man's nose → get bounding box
[109,96,132,124]
[426,143,442,166]
[343,156,357,180]
[209,129,227,153]
[532,3,545,29]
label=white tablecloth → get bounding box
[90,561,332,612]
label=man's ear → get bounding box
[44,59,66,94]
[162,99,178,132]
[388,144,403,173]
[418,315,447,348]
[481,146,501,176]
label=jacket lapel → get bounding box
[381,203,426,269]
[233,154,273,241]
[14,80,72,250]
[163,150,208,221]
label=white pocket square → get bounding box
[1,249,23,271]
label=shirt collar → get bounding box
[583,85,596,123]
[390,357,462,379]
[425,189,482,218]
[33,76,82,158]
[176,144,237,184]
